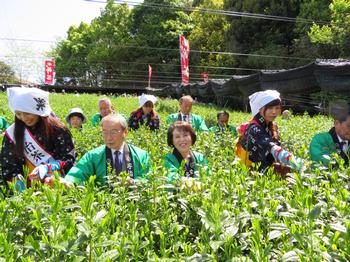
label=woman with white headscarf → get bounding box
[128,94,160,130]
[236,90,304,175]
[1,87,75,188]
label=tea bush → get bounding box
[0,92,349,261]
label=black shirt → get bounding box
[1,122,76,182]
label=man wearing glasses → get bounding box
[64,114,150,185]
[310,103,350,167]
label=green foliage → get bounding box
[52,1,132,86]
[128,0,193,82]
[52,0,345,86]
[224,0,303,70]
[189,0,236,76]
[0,60,18,84]
[309,0,350,57]
[1,92,350,260]
[295,0,331,35]
[293,0,332,60]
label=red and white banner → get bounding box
[44,60,55,85]
[201,72,209,83]
[148,65,152,87]
[179,35,190,85]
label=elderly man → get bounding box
[209,111,237,136]
[91,97,115,127]
[166,95,208,132]
[310,103,350,167]
[64,114,150,185]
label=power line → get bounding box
[0,37,314,61]
[50,58,264,71]
[55,72,223,82]
[0,37,57,44]
[54,76,175,85]
[0,53,263,71]
[55,68,238,78]
[84,0,328,25]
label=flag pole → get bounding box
[148,65,152,87]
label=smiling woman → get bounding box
[163,121,209,183]
[0,87,75,189]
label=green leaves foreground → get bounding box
[1,164,350,261]
[0,93,349,260]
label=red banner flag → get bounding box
[201,72,209,83]
[44,60,55,85]
[179,35,190,85]
[148,65,152,87]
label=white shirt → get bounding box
[337,135,349,152]
[181,113,191,122]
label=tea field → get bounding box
[0,92,349,261]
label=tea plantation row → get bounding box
[0,92,349,261]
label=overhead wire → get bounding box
[0,54,266,73]
[0,37,314,61]
[0,0,327,86]
[84,0,328,25]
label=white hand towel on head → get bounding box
[138,94,157,107]
[249,90,280,117]
[7,87,52,117]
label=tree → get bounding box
[292,0,333,60]
[189,0,236,80]
[52,22,94,85]
[129,0,193,85]
[2,41,44,84]
[224,0,304,70]
[308,0,350,57]
[52,0,132,86]
[0,60,17,84]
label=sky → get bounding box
[0,0,140,83]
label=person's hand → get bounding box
[42,175,55,187]
[40,176,73,188]
[29,162,63,181]
[270,144,305,171]
[180,177,201,191]
[126,177,135,186]
[28,164,48,181]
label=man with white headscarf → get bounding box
[236,90,304,174]
[1,87,75,190]
[128,94,160,130]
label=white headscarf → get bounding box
[249,90,280,117]
[7,87,52,117]
[138,94,157,107]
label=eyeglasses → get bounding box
[101,129,123,135]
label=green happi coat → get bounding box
[209,124,237,136]
[0,116,9,131]
[65,144,150,185]
[163,151,209,182]
[91,113,102,127]
[309,127,349,167]
[166,113,208,132]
